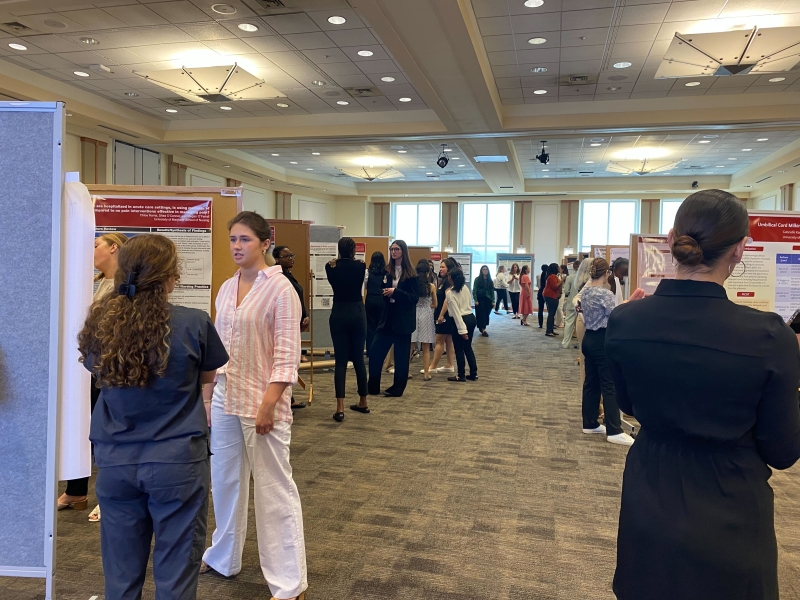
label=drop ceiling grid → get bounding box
[0,0,426,119]
[475,0,800,104]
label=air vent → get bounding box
[97,125,140,139]
[165,98,196,106]
[198,93,233,102]
[755,176,773,184]
[1,22,34,33]
[252,0,303,14]
[185,152,211,162]
[345,87,383,98]
[559,168,575,172]
[559,74,598,86]
[793,162,800,168]
[499,186,514,189]
[241,170,263,179]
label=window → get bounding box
[459,202,512,277]
[392,203,441,248]
[579,200,638,252]
[660,200,683,234]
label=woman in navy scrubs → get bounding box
[78,234,229,600]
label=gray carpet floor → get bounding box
[7,313,800,599]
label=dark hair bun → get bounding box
[671,234,704,267]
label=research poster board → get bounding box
[355,242,366,262]
[629,234,676,296]
[591,245,607,259]
[609,245,630,264]
[496,253,534,279]
[310,241,337,309]
[449,252,472,288]
[725,211,800,321]
[93,196,213,313]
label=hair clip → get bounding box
[119,271,138,298]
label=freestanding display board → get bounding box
[0,102,64,598]
[407,245,432,269]
[496,253,533,278]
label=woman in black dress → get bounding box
[606,189,800,600]
[326,237,369,422]
[536,264,548,328]
[472,265,494,337]
[365,251,386,353]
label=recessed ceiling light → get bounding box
[769,77,786,82]
[530,67,548,73]
[8,43,27,51]
[358,50,374,57]
[73,71,90,77]
[742,148,752,151]
[685,81,701,87]
[312,152,320,155]
[613,62,632,69]
[716,165,725,167]
[444,148,453,152]
[418,166,425,168]
[165,109,178,113]
[223,165,231,168]
[703,134,718,138]
[451,157,460,160]
[328,16,347,25]
[426,172,433,175]
[381,76,396,82]
[290,161,298,164]
[312,80,327,87]
[607,86,621,91]
[542,169,549,171]
[220,106,232,110]
[698,140,711,144]
[524,0,545,6]
[80,37,98,45]
[211,3,237,15]
[336,100,349,105]
[276,103,289,108]
[728,157,737,160]
[458,164,466,167]
[779,170,787,173]
[757,138,769,141]
[585,161,594,164]
[238,23,258,32]
[398,150,407,153]
[528,37,547,45]
[590,143,602,147]
[590,138,604,142]
[399,97,412,102]
[306,168,313,170]
[543,175,550,178]
[533,89,547,94]
[124,92,138,97]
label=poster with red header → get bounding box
[355,242,366,262]
[725,212,800,321]
[93,196,213,313]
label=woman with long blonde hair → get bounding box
[78,234,229,600]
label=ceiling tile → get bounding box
[744,84,789,93]
[704,86,749,95]
[619,3,670,26]
[477,16,513,36]
[283,32,336,50]
[356,96,398,111]
[559,84,597,95]
[561,28,610,47]
[326,28,378,47]
[264,13,320,35]
[664,0,729,22]
[710,74,759,87]
[668,88,709,96]
[482,35,515,53]
[499,87,523,99]
[596,82,634,93]
[261,51,308,68]
[189,0,258,21]
[560,59,603,73]
[244,36,292,54]
[356,59,398,74]
[502,97,526,105]
[147,1,210,24]
[102,4,169,27]
[610,41,655,60]
[491,64,522,77]
[560,44,606,62]
[18,35,82,54]
[179,23,237,41]
[495,76,521,89]
[302,47,350,63]
[505,12,561,34]
[366,72,408,86]
[59,8,128,29]
[203,38,255,55]
[614,24,661,44]
[25,53,81,69]
[521,74,559,87]
[471,0,511,19]
[330,74,374,87]
[562,8,614,31]
[306,9,366,31]
[563,0,616,8]
[320,61,364,76]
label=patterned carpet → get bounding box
[8,313,800,599]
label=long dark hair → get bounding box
[520,265,529,276]
[416,259,432,297]
[547,263,559,276]
[449,267,466,292]
[387,239,416,282]
[509,263,520,275]
[479,265,490,279]
[369,251,386,275]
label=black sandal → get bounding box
[350,405,370,413]
[333,412,345,422]
[447,376,466,382]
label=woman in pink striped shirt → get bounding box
[201,212,307,600]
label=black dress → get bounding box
[365,270,384,352]
[434,282,453,335]
[606,279,800,600]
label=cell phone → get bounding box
[788,308,800,334]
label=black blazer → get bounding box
[606,278,800,600]
[378,269,419,335]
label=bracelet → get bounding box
[203,400,212,404]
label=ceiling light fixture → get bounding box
[271,153,279,156]
[358,50,374,57]
[437,144,450,169]
[426,172,433,175]
[73,71,90,77]
[306,168,313,171]
[381,76,395,82]
[591,138,604,142]
[337,157,402,181]
[328,16,347,25]
[312,152,320,155]
[458,164,465,167]
[8,43,27,51]
[444,148,453,152]
[613,62,632,69]
[769,77,786,82]
[277,103,290,108]
[685,81,701,87]
[698,140,711,143]
[398,150,407,153]
[336,100,349,105]
[728,157,737,160]
[716,165,725,167]
[742,148,752,151]
[542,169,549,171]
[79,37,98,45]
[165,109,178,113]
[290,161,298,164]
[607,86,621,91]
[533,89,547,94]
[524,0,545,6]
[238,23,258,32]
[220,106,232,110]
[531,67,548,73]
[585,161,594,164]
[312,80,327,86]
[757,138,769,141]
[223,165,230,168]
[590,143,602,147]
[211,4,237,15]
[399,97,412,102]
[528,37,547,45]
[535,141,549,165]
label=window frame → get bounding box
[659,199,684,235]
[390,202,442,249]
[578,199,640,252]
[457,201,514,275]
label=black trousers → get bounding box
[537,295,545,327]
[494,289,509,311]
[475,298,492,331]
[96,459,210,600]
[368,329,412,396]
[329,302,368,398]
[509,291,520,314]
[65,378,100,497]
[452,313,477,378]
[365,296,383,355]
[545,296,559,334]
[581,328,623,436]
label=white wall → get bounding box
[64,133,81,176]
[296,195,334,225]
[532,203,560,269]
[242,184,275,218]
[335,197,368,235]
[187,168,226,187]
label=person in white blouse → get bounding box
[506,263,522,318]
[493,265,511,314]
[440,267,478,382]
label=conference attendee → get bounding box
[519,265,533,326]
[561,260,580,350]
[537,264,548,328]
[59,232,128,522]
[473,265,494,337]
[273,245,310,410]
[427,259,456,375]
[608,189,800,600]
[367,240,419,397]
[411,259,437,380]
[493,265,510,314]
[326,237,368,423]
[542,263,561,337]
[202,212,307,600]
[578,257,634,447]
[365,251,386,354]
[442,267,477,382]
[572,258,594,396]
[77,234,229,600]
[555,264,568,328]
[609,257,629,306]
[507,263,522,318]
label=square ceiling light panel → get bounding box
[134,63,284,103]
[656,26,800,79]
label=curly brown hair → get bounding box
[78,234,179,388]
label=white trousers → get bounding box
[203,377,308,599]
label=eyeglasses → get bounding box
[390,247,402,252]
[279,253,295,259]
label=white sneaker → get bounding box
[607,433,635,446]
[582,425,606,435]
[436,366,455,373]
[388,367,395,374]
